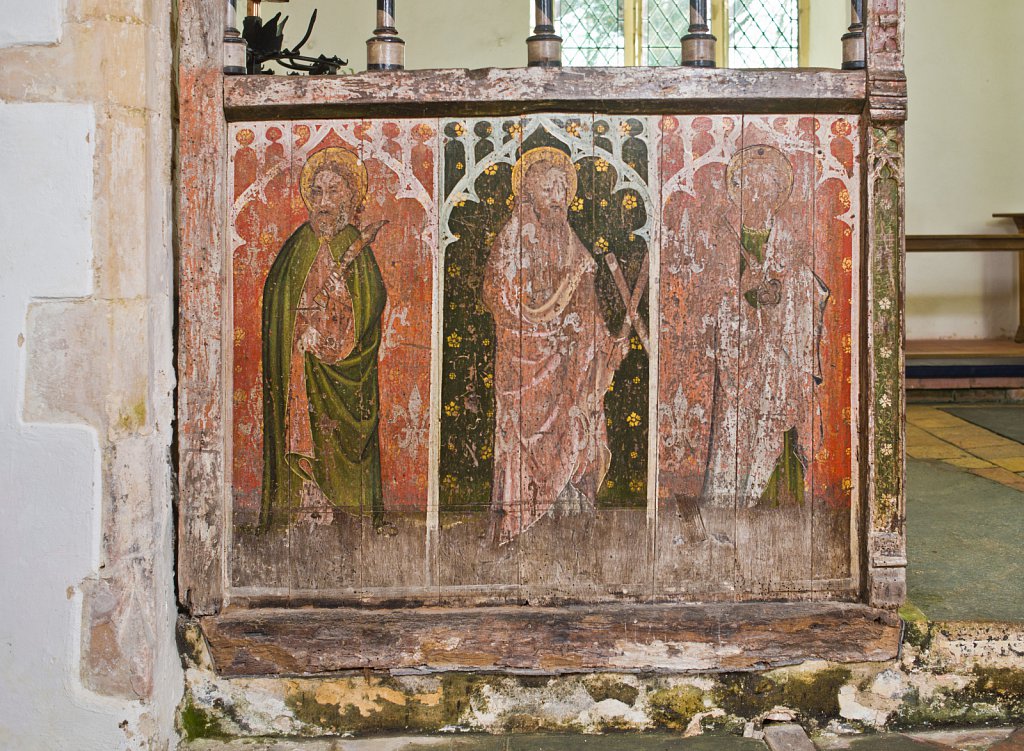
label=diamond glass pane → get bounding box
[643,0,688,66]
[560,0,625,66]
[730,0,799,68]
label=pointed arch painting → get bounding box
[225,112,860,601]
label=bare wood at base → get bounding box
[200,601,900,677]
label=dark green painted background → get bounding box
[439,116,651,512]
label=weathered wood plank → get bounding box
[177,0,229,615]
[200,601,900,676]
[811,115,861,586]
[223,68,867,121]
[865,0,907,609]
[655,115,740,598]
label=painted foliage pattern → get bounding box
[228,114,860,595]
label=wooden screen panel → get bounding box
[228,119,436,595]
[224,112,858,602]
[436,116,523,596]
[656,114,859,599]
[657,114,744,597]
[436,115,654,601]
[812,115,861,584]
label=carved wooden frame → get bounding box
[176,0,907,672]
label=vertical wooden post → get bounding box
[843,0,866,70]
[527,0,562,68]
[864,0,908,609]
[681,0,717,68]
[224,0,247,75]
[179,0,230,615]
[367,0,405,71]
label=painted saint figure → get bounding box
[483,147,629,543]
[704,144,829,507]
[260,147,388,530]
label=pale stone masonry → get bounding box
[0,0,179,748]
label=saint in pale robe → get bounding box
[697,145,829,507]
[259,148,388,531]
[483,148,628,543]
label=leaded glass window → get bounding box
[644,1,689,67]
[557,0,803,69]
[561,0,626,66]
[729,0,800,68]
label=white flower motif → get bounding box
[880,444,894,458]
[880,347,893,360]
[878,298,892,311]
[879,393,892,410]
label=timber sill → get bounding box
[200,602,901,677]
[223,67,867,121]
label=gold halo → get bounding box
[511,147,578,199]
[725,144,795,211]
[299,147,368,210]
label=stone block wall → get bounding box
[0,0,179,748]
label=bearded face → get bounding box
[525,165,571,227]
[308,168,357,239]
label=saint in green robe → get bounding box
[259,223,387,531]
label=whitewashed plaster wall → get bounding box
[0,0,179,749]
[904,0,1024,340]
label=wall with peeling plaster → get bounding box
[0,0,179,748]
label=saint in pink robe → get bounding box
[483,204,623,543]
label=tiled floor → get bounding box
[907,405,1024,492]
[905,403,1024,623]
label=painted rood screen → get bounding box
[227,114,861,600]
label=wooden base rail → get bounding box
[907,214,1024,343]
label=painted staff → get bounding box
[224,0,247,74]
[603,250,650,353]
[527,0,562,68]
[367,0,405,71]
[842,0,866,70]
[681,0,717,68]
